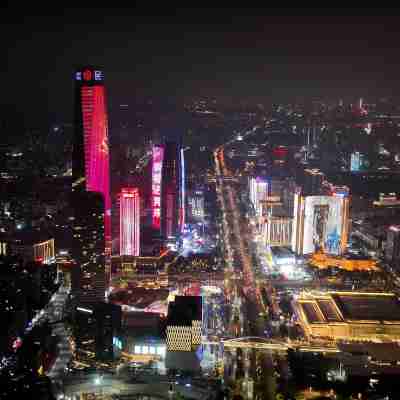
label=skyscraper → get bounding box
[292,191,350,256]
[151,145,164,230]
[71,189,105,306]
[160,141,185,239]
[71,66,110,306]
[73,66,111,253]
[119,188,140,257]
[386,226,400,264]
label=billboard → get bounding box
[180,148,185,231]
[302,196,344,255]
[152,146,164,229]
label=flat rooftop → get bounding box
[333,293,400,322]
[297,292,400,324]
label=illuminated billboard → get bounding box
[303,196,344,255]
[293,195,349,255]
[152,146,164,229]
[180,148,185,231]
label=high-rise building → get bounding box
[151,145,164,230]
[73,66,111,254]
[94,302,122,361]
[119,188,140,257]
[161,142,185,239]
[292,190,350,256]
[350,152,361,172]
[71,189,106,306]
[180,147,185,230]
[249,177,268,217]
[386,225,400,264]
[188,190,205,221]
[72,66,110,305]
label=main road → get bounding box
[214,146,278,386]
[214,147,265,329]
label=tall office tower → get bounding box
[188,190,205,221]
[386,226,400,264]
[292,189,350,256]
[161,142,185,239]
[180,147,185,230]
[73,66,111,254]
[71,188,106,306]
[151,145,164,230]
[119,188,140,257]
[94,302,122,361]
[249,177,268,217]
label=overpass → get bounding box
[203,336,340,354]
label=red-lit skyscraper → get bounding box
[119,188,140,257]
[74,67,111,253]
[151,145,164,230]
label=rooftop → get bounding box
[333,292,400,322]
[297,291,400,324]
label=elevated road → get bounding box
[202,336,340,354]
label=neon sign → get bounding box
[152,146,164,229]
[180,148,185,231]
[75,69,104,82]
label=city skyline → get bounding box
[2,9,400,400]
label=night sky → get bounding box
[2,7,400,124]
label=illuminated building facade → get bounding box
[180,148,185,230]
[373,193,400,207]
[161,142,185,239]
[151,146,164,229]
[119,188,140,257]
[8,233,55,265]
[263,217,292,246]
[73,66,111,254]
[249,177,268,217]
[0,240,6,256]
[166,296,202,351]
[350,151,365,172]
[188,190,205,221]
[295,291,400,341]
[292,191,350,256]
[33,239,55,264]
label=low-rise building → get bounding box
[294,291,400,341]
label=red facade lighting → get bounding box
[78,71,111,254]
[152,146,164,229]
[120,188,140,256]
